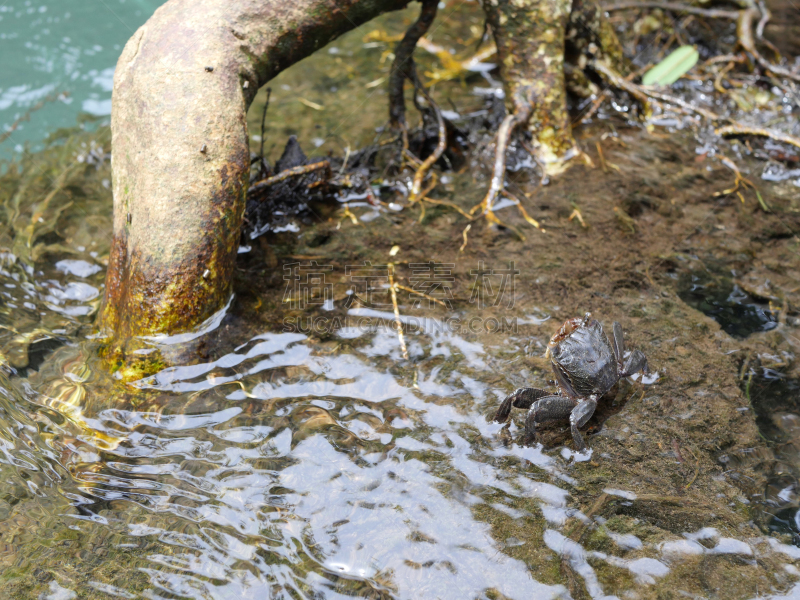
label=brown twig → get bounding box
[738,7,800,83]
[394,283,449,307]
[566,493,609,542]
[249,160,331,194]
[388,264,409,360]
[592,61,654,120]
[578,91,610,124]
[408,81,447,204]
[683,445,700,489]
[641,87,721,120]
[593,60,720,121]
[716,124,800,152]
[703,54,746,66]
[602,1,739,20]
[714,61,736,94]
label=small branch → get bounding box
[408,81,447,204]
[715,124,800,152]
[388,264,409,360]
[593,60,719,121]
[713,60,736,94]
[248,160,330,194]
[602,1,739,20]
[703,54,746,66]
[394,283,449,307]
[642,86,721,121]
[577,91,611,124]
[738,7,800,83]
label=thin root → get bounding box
[420,195,473,220]
[388,264,409,360]
[409,83,447,204]
[715,123,800,153]
[714,154,770,212]
[249,160,331,194]
[459,223,472,253]
[738,7,800,83]
[569,208,588,228]
[471,110,529,221]
[602,1,739,20]
[501,189,546,232]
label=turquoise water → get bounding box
[0,0,163,158]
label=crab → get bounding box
[493,313,649,451]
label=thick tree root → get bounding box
[484,0,576,174]
[388,0,437,133]
[386,0,450,207]
[100,0,411,374]
[469,0,630,225]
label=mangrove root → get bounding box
[100,0,410,374]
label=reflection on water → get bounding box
[0,285,797,598]
[2,287,577,598]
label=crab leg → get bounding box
[493,387,552,422]
[523,395,576,446]
[569,396,598,452]
[621,349,649,378]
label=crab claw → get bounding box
[493,394,515,423]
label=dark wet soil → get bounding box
[230,118,800,598]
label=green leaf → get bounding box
[642,45,699,86]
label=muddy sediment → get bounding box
[230,121,800,597]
